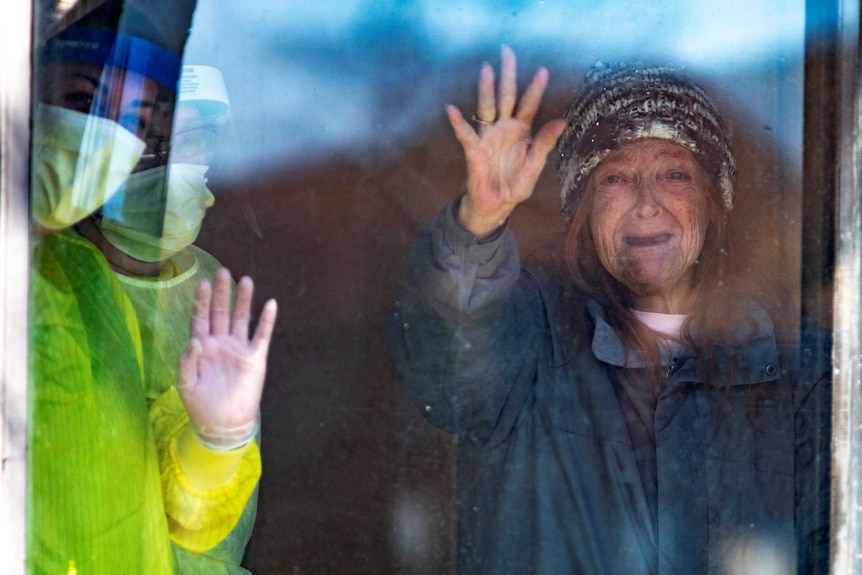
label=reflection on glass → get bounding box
[384,48,831,573]
[22,1,839,573]
[168,2,832,573]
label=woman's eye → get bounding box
[668,171,687,181]
[605,175,623,184]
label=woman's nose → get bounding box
[632,179,662,218]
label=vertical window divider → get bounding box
[0,1,31,574]
[831,0,862,572]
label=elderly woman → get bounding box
[384,47,831,574]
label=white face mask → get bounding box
[31,103,146,230]
[97,163,215,262]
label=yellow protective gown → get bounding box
[115,244,261,574]
[28,232,260,575]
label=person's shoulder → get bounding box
[783,313,831,367]
[186,244,222,269]
[521,259,592,354]
[765,308,832,396]
[521,259,589,309]
[33,229,115,287]
[739,298,830,363]
[36,228,103,260]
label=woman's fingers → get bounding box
[515,118,569,190]
[532,118,569,157]
[516,67,550,125]
[465,47,554,141]
[497,45,517,119]
[446,104,480,149]
[476,62,496,124]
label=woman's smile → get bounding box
[624,233,673,247]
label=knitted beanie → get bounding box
[556,64,736,222]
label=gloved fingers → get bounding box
[190,279,212,342]
[177,337,202,391]
[211,267,233,335]
[231,276,254,340]
[251,299,278,357]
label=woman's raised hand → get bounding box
[448,45,567,237]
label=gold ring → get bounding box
[471,114,494,126]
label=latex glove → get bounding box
[446,45,567,238]
[177,267,278,450]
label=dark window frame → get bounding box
[2,1,861,573]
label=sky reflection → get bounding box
[183,0,806,179]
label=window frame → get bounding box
[0,2,32,575]
[826,0,862,572]
[1,2,860,573]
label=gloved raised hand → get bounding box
[177,267,278,450]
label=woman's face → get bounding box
[587,138,710,312]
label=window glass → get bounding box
[26,1,837,573]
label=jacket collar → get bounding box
[586,299,782,386]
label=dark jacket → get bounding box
[384,202,831,574]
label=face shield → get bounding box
[172,64,264,239]
[96,65,235,263]
[173,65,231,164]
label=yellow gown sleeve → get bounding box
[150,386,261,554]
